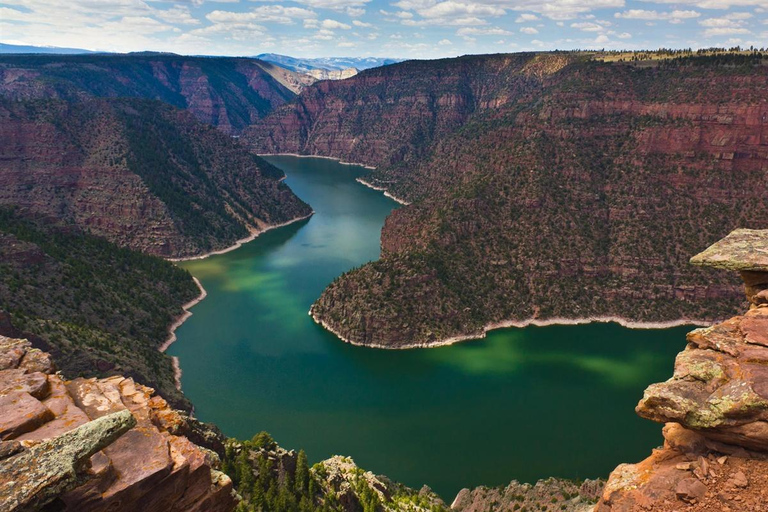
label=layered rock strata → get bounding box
[0,54,297,134]
[599,229,768,510]
[0,336,237,512]
[0,98,312,258]
[300,53,768,348]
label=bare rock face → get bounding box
[0,336,237,512]
[691,228,768,309]
[598,231,768,511]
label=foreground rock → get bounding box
[599,229,768,510]
[0,336,237,512]
[0,410,135,512]
[451,477,603,512]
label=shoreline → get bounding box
[168,212,314,262]
[160,276,207,391]
[160,212,313,390]
[309,307,709,350]
[260,152,412,206]
[259,152,377,170]
[355,177,411,206]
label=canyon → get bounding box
[247,52,768,348]
[2,50,768,512]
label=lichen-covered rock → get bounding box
[0,336,237,512]
[636,307,768,450]
[0,410,135,512]
[690,229,768,272]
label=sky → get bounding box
[0,0,766,59]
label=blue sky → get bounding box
[0,0,766,58]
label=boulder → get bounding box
[0,336,237,512]
[0,410,135,512]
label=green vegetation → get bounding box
[223,432,448,512]
[0,209,198,408]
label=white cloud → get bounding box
[438,38,452,44]
[571,22,604,31]
[520,26,538,34]
[346,7,365,16]
[352,19,372,26]
[515,13,538,23]
[703,26,752,35]
[698,12,753,36]
[207,6,317,25]
[417,1,505,19]
[313,28,335,39]
[258,0,371,13]
[614,9,701,21]
[639,0,765,8]
[321,18,351,29]
[457,26,512,36]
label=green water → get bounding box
[170,155,689,500]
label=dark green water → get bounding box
[170,155,689,500]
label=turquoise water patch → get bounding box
[170,156,687,500]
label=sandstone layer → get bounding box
[0,336,237,512]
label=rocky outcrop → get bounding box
[599,230,768,510]
[0,54,296,134]
[0,98,311,258]
[301,53,768,348]
[315,455,446,511]
[451,477,604,512]
[0,410,135,512]
[225,434,447,511]
[0,336,237,512]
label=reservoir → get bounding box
[169,155,688,500]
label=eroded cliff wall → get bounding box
[0,98,311,258]
[265,53,768,347]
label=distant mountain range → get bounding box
[255,53,401,73]
[0,42,96,54]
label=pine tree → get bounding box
[295,450,309,494]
